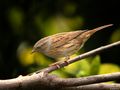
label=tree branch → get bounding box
[0,41,120,90]
[36,41,120,73]
[0,72,120,90]
[51,72,120,86]
[61,83,120,90]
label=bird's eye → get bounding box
[36,46,40,49]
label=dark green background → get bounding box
[0,0,120,79]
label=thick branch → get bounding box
[61,83,120,90]
[0,72,120,90]
[51,72,120,86]
[0,41,120,90]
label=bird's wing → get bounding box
[33,30,87,51]
[50,30,86,49]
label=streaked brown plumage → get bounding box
[32,24,113,62]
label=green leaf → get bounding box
[50,70,69,78]
[90,55,101,75]
[76,59,91,77]
[110,28,120,43]
[99,63,120,74]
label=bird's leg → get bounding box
[49,56,70,68]
[63,55,70,65]
[49,60,63,68]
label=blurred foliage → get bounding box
[110,28,120,43]
[35,15,84,35]
[98,63,120,83]
[0,0,120,79]
[90,55,101,75]
[50,56,120,79]
[99,63,120,74]
[8,8,24,34]
[17,43,34,66]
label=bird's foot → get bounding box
[49,61,62,68]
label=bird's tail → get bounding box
[91,24,113,32]
[81,24,113,39]
[85,24,113,36]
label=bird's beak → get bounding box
[31,49,35,54]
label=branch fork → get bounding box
[0,41,120,90]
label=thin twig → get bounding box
[0,41,120,90]
[36,41,120,73]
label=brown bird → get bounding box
[32,24,113,65]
